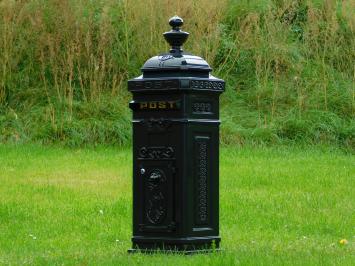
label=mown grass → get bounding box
[0,144,353,265]
[0,0,354,147]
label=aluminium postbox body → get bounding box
[128,16,225,253]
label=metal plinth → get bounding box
[128,236,220,254]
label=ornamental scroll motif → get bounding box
[191,80,224,90]
[139,147,175,160]
[146,169,167,225]
[195,137,209,225]
[142,118,172,132]
[192,102,212,113]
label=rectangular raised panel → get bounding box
[132,120,180,235]
[138,160,176,233]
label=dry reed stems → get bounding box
[0,0,353,123]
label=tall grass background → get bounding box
[0,0,354,148]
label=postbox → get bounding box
[128,16,225,253]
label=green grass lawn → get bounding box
[0,144,354,265]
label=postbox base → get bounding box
[128,236,220,254]
[128,248,221,255]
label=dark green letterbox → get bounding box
[128,16,225,253]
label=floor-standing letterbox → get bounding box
[128,16,225,253]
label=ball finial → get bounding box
[169,16,183,30]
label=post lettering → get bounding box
[149,102,157,109]
[158,102,167,109]
[140,102,148,109]
[168,101,175,108]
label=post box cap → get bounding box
[141,16,212,77]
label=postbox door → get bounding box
[135,160,176,234]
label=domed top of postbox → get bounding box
[128,16,225,92]
[141,16,212,78]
